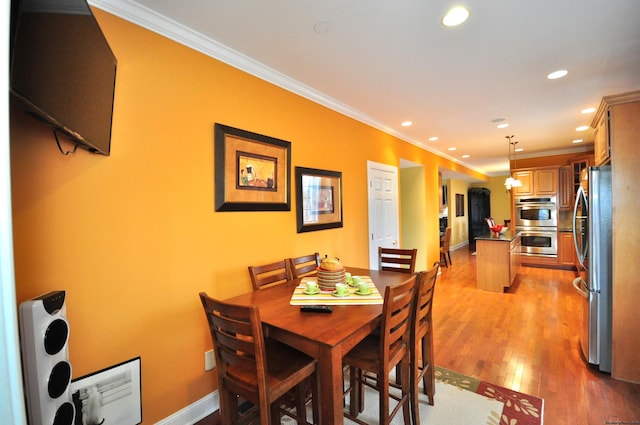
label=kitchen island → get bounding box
[476,230,521,292]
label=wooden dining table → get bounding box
[222,267,410,425]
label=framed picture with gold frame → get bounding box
[295,166,343,233]
[215,123,291,211]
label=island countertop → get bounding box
[475,230,519,242]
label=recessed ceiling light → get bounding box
[547,69,568,80]
[401,121,413,127]
[576,125,589,131]
[497,123,510,129]
[442,6,470,27]
[462,154,470,158]
[491,118,506,123]
[428,136,439,141]
[448,147,457,151]
[572,139,584,144]
[581,107,596,114]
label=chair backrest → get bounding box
[378,247,418,274]
[413,262,439,339]
[198,292,269,405]
[441,228,451,252]
[288,253,321,279]
[380,274,417,361]
[248,260,292,291]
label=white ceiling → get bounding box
[92,0,640,178]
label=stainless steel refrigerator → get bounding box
[572,165,612,373]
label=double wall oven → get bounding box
[515,196,558,256]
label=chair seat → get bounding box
[343,335,406,372]
[225,339,316,404]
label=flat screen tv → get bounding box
[10,0,117,156]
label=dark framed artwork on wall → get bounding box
[295,167,343,233]
[456,193,465,217]
[214,123,291,211]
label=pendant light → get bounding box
[504,135,522,189]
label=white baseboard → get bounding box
[155,391,219,425]
[450,240,469,251]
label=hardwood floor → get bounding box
[434,247,640,425]
[197,248,640,424]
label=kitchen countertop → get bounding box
[475,230,519,242]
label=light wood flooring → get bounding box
[197,247,640,424]
[434,247,640,425]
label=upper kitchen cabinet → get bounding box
[597,90,640,383]
[593,103,611,166]
[512,167,558,197]
[559,156,591,210]
[558,166,572,209]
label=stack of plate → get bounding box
[316,268,346,291]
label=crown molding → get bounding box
[89,0,485,175]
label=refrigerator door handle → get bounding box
[572,277,589,297]
[573,186,587,268]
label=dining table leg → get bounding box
[315,346,346,425]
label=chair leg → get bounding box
[447,251,452,266]
[293,385,307,424]
[440,252,448,268]
[423,334,435,405]
[310,372,320,425]
[348,366,360,417]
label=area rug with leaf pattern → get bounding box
[337,365,544,425]
[434,366,544,425]
[280,364,544,425]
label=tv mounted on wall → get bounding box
[10,0,117,156]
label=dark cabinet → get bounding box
[468,188,491,250]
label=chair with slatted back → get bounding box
[342,274,416,425]
[439,227,452,267]
[199,292,319,425]
[378,247,417,274]
[288,253,321,279]
[248,260,292,291]
[409,262,439,425]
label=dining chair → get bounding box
[378,247,418,274]
[199,292,319,425]
[288,253,321,279]
[408,263,439,425]
[439,227,452,267]
[342,274,416,425]
[248,260,293,291]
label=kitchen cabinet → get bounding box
[476,231,520,292]
[558,166,572,209]
[593,107,610,166]
[594,90,640,383]
[558,231,575,268]
[512,167,558,197]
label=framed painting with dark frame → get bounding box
[70,357,142,425]
[215,123,291,211]
[295,166,343,233]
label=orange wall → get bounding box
[9,9,483,422]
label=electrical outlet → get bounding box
[205,350,215,371]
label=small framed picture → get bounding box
[215,123,291,211]
[71,357,142,425]
[295,166,343,233]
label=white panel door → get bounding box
[367,161,399,269]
